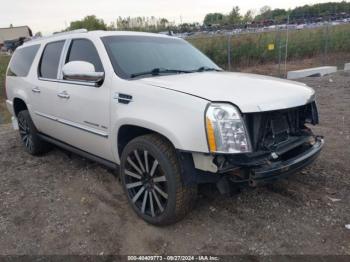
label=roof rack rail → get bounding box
[52,29,88,36]
[26,29,88,44]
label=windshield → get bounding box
[101,35,221,79]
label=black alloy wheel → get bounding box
[17,110,51,155]
[124,149,168,217]
[120,134,197,225]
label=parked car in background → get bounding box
[3,37,26,53]
[5,29,324,225]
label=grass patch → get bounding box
[188,24,350,70]
[0,55,11,124]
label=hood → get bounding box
[139,72,315,113]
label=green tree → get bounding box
[159,18,169,29]
[260,6,271,16]
[242,10,255,24]
[227,6,242,25]
[68,15,107,31]
[204,13,225,26]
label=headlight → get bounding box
[205,103,251,154]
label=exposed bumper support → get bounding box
[249,137,324,186]
[177,137,324,189]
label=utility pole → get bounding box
[284,15,290,78]
[227,34,232,71]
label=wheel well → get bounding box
[117,125,173,157]
[13,98,28,117]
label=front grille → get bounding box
[244,102,318,151]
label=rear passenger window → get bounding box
[39,41,65,79]
[66,39,103,72]
[7,45,40,77]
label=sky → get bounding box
[0,0,345,34]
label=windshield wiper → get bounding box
[195,66,222,72]
[130,68,191,78]
[130,66,222,78]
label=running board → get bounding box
[38,133,119,170]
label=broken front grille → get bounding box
[243,102,319,152]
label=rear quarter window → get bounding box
[7,44,40,77]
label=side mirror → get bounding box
[62,61,104,85]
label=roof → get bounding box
[0,26,32,44]
[22,30,173,47]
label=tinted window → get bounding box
[66,39,103,72]
[102,36,219,79]
[7,45,40,77]
[39,41,65,79]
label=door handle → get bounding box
[32,87,41,93]
[57,91,70,99]
[114,93,133,104]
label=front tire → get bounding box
[120,134,197,225]
[17,110,51,155]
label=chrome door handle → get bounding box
[57,91,70,99]
[32,87,41,93]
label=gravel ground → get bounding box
[0,72,349,255]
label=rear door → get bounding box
[31,40,66,137]
[54,38,112,161]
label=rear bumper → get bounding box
[249,137,324,186]
[6,99,14,116]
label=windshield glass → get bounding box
[101,35,220,79]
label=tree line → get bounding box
[204,1,350,27]
[66,15,175,33]
[65,2,350,33]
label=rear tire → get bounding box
[17,110,51,155]
[120,134,197,225]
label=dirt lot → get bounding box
[0,72,349,255]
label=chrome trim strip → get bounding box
[35,111,108,138]
[83,121,99,127]
[38,77,97,87]
[35,111,58,121]
[59,118,109,138]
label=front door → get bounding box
[54,38,112,161]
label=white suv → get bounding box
[5,29,324,225]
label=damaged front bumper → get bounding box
[178,136,324,188]
[249,136,324,186]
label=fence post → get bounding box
[278,29,282,77]
[227,34,232,71]
[284,15,290,78]
[324,21,329,65]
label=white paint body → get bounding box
[5,31,316,165]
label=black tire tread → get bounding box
[123,133,197,225]
[18,110,51,155]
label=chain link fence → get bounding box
[187,23,350,78]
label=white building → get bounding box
[0,26,32,46]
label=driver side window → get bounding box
[66,39,104,72]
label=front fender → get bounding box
[112,118,182,163]
[110,82,211,163]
